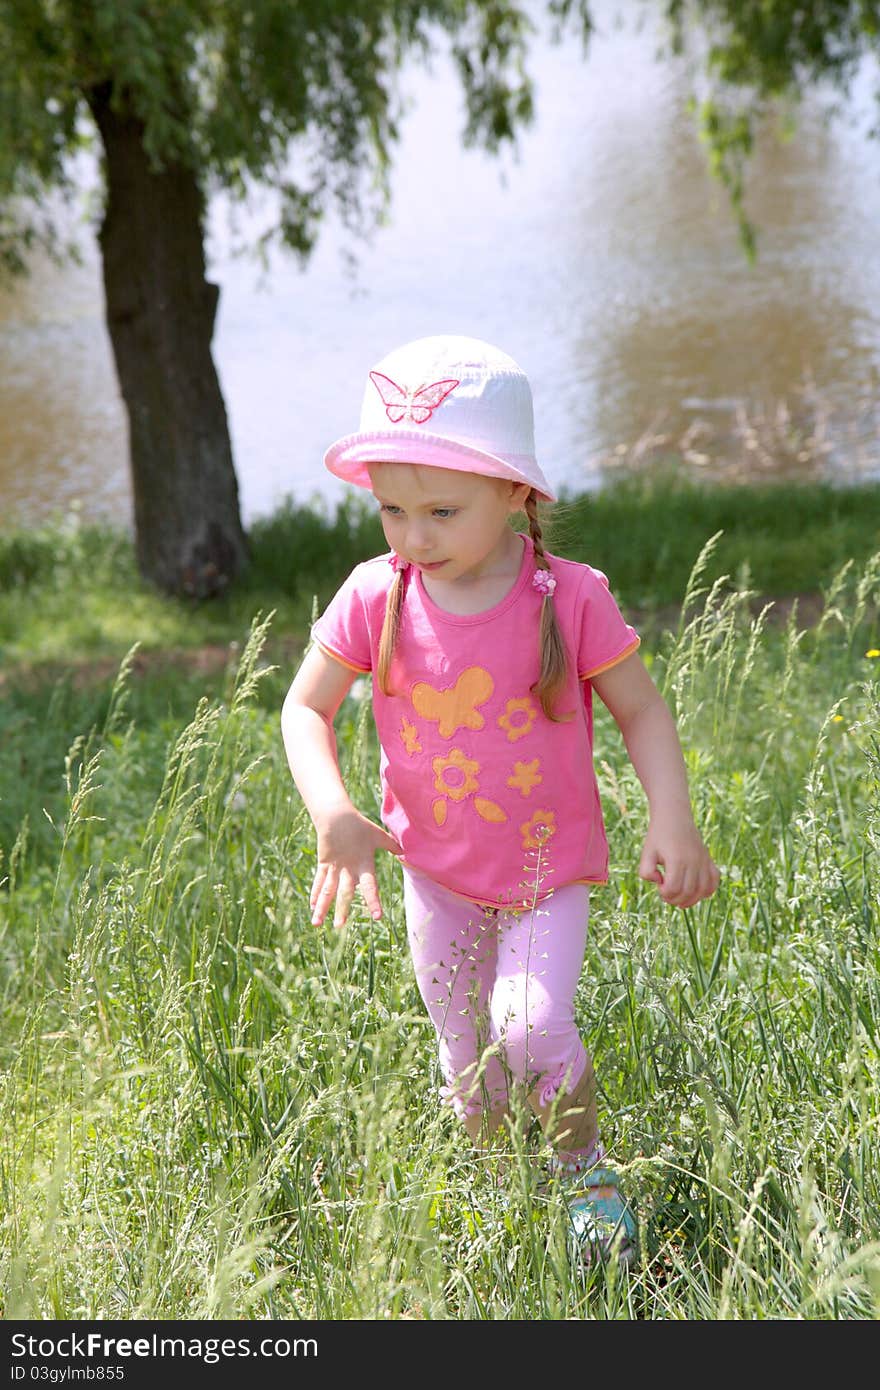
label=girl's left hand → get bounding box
[638,817,721,908]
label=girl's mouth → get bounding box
[418,560,448,571]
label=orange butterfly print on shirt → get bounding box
[369,372,460,425]
[411,667,495,739]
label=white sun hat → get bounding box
[323,334,556,502]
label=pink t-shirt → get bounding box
[311,533,639,909]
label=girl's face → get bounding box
[367,463,529,583]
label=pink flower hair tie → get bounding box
[388,552,409,574]
[532,568,556,596]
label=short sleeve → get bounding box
[575,567,640,680]
[310,565,374,674]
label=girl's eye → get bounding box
[433,508,457,519]
[380,504,403,516]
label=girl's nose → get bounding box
[408,523,431,552]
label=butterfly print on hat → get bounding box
[369,371,460,425]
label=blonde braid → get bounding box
[377,567,406,696]
[524,490,572,722]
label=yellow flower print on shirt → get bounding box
[498,696,538,743]
[400,717,422,757]
[432,749,480,802]
[520,808,557,850]
[430,748,508,826]
[507,758,542,797]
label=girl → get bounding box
[281,334,720,1266]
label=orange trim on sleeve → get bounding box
[314,639,371,675]
[579,635,641,681]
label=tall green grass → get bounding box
[1,549,879,1319]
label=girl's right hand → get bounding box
[310,807,403,928]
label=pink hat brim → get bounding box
[323,429,556,503]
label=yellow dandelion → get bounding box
[866,649,880,659]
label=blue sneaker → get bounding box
[563,1166,638,1268]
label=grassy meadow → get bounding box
[1,477,879,1319]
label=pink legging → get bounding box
[402,865,590,1120]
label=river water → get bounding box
[1,3,879,529]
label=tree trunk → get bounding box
[87,81,248,597]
